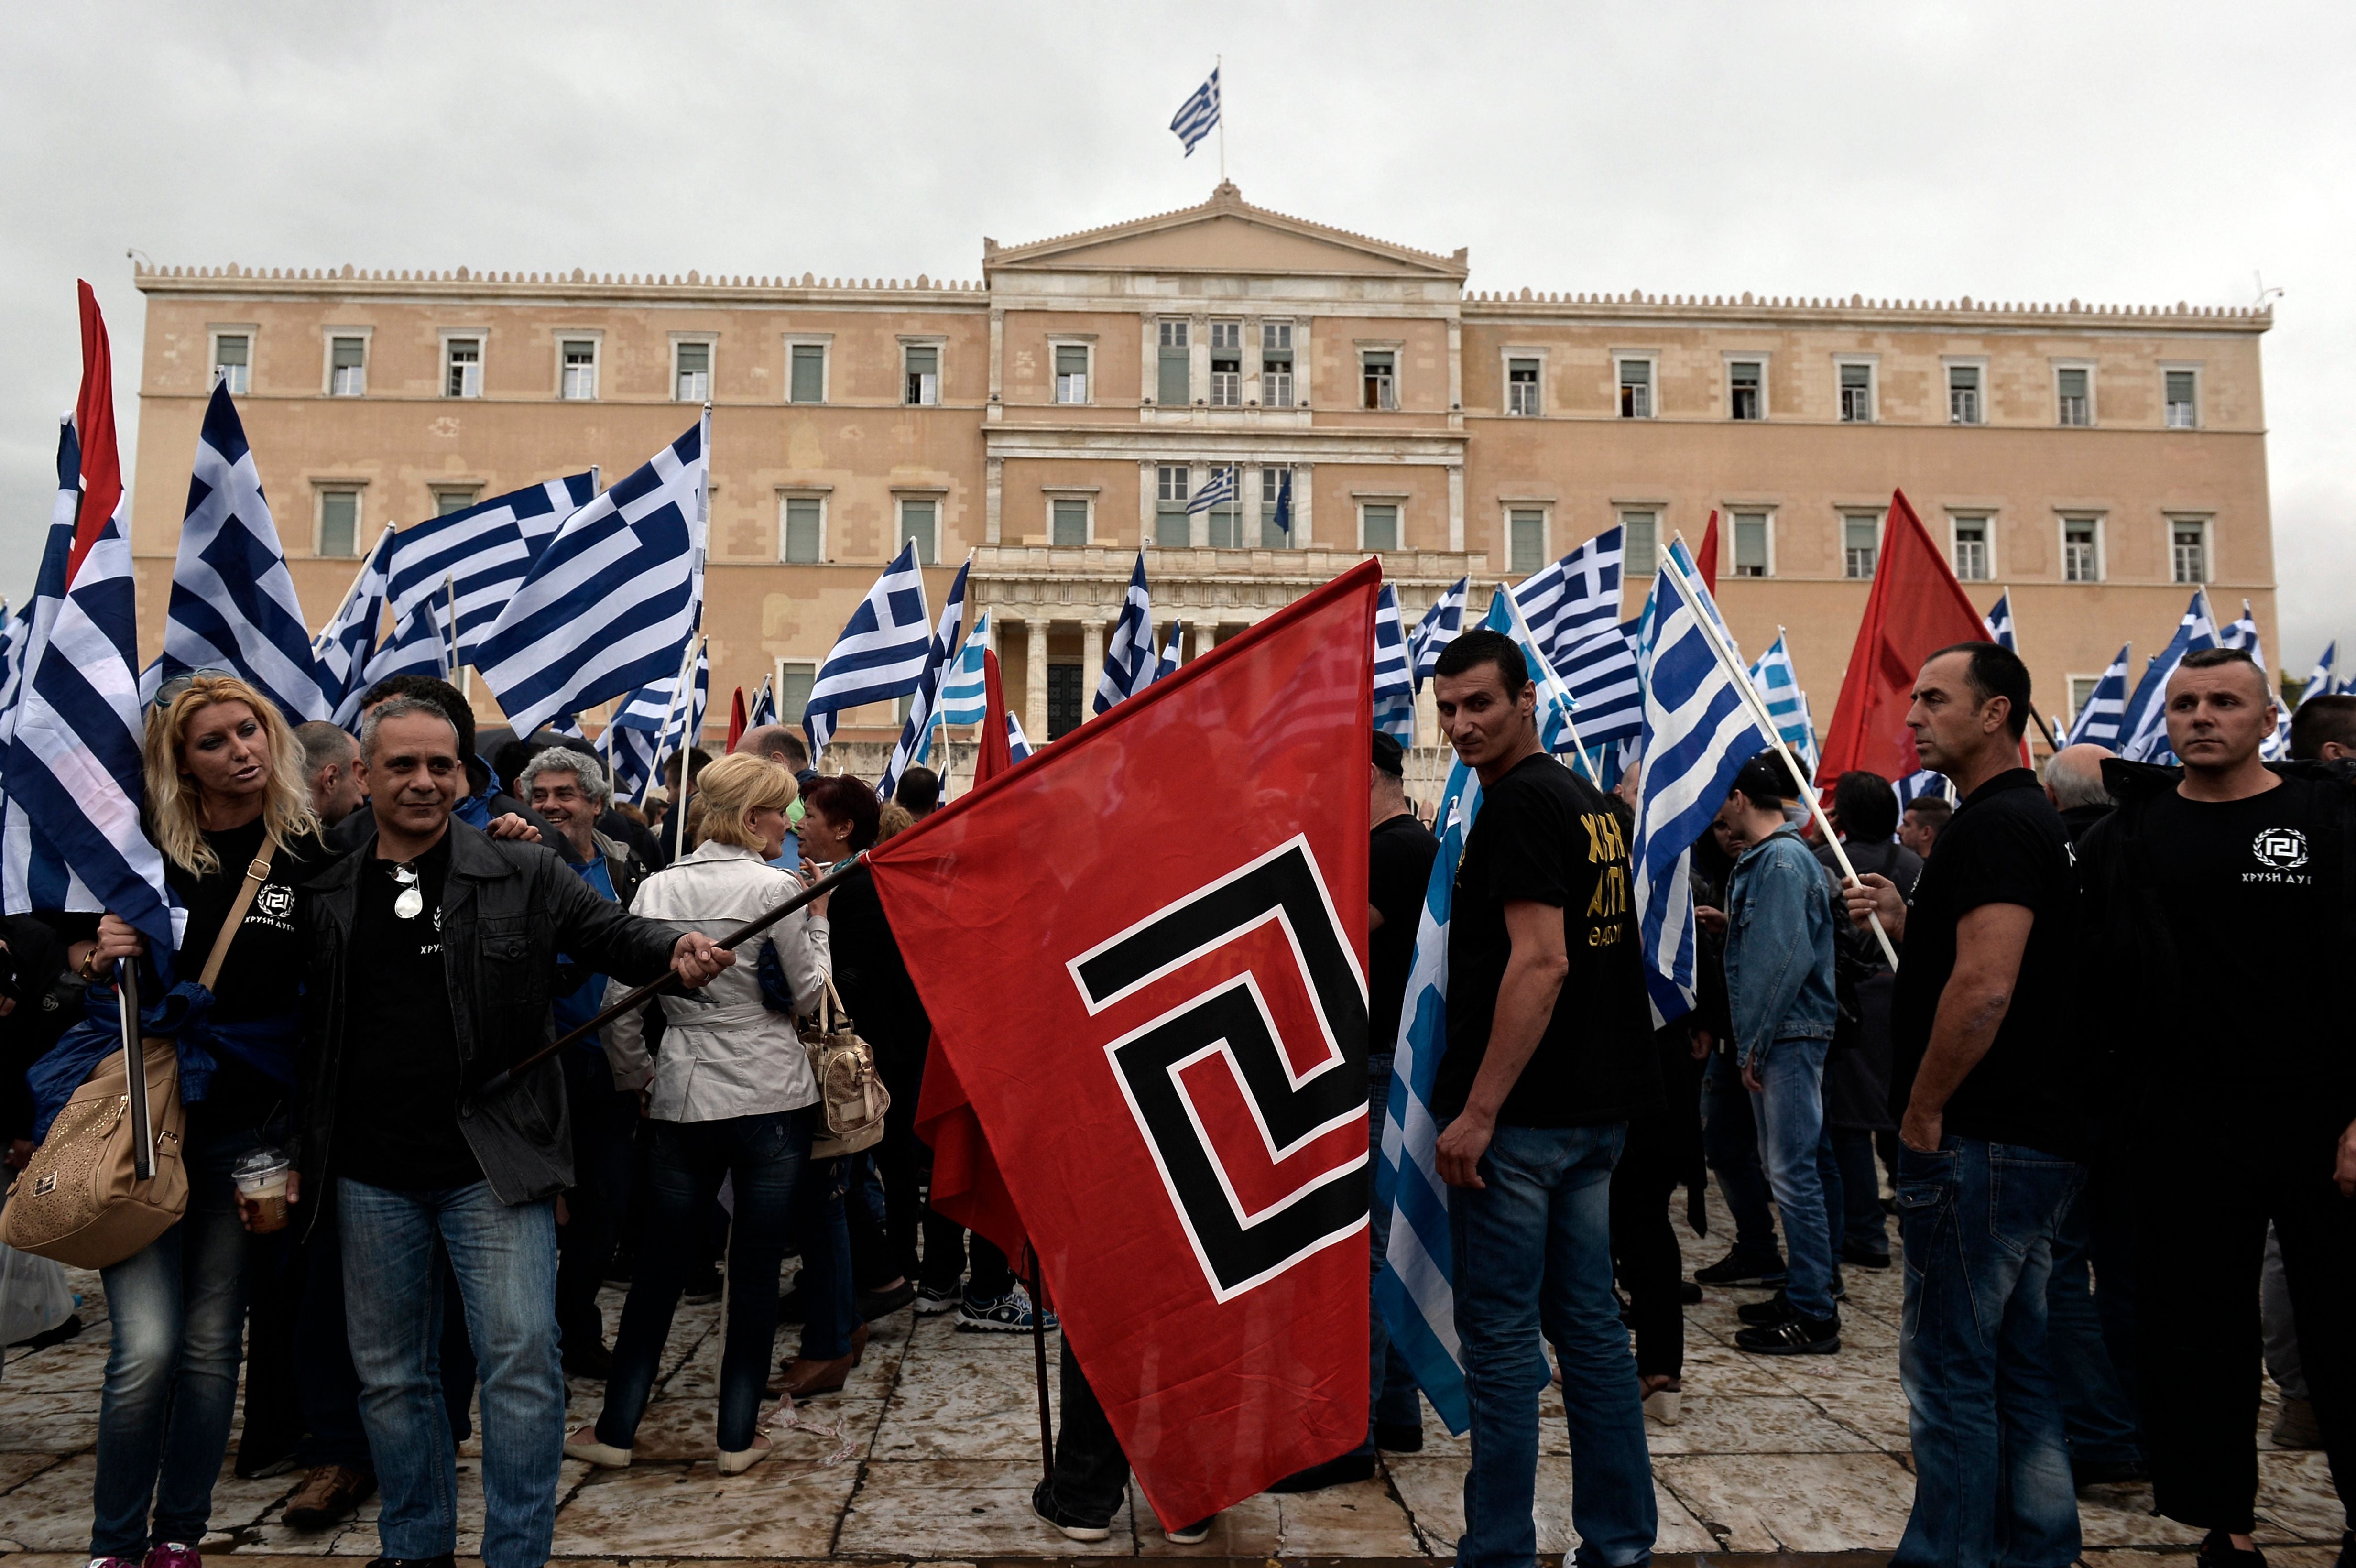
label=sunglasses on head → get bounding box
[151,668,240,712]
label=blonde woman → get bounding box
[568,752,831,1473]
[67,672,328,1568]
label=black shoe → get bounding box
[2197,1529,2266,1568]
[1737,1291,1797,1326]
[1374,1420,1422,1453]
[1266,1452,1375,1492]
[8,1311,82,1350]
[1735,1314,1840,1355]
[1694,1251,1787,1287]
[2072,1457,2149,1490]
[1030,1480,1113,1543]
[859,1280,918,1320]
[1679,1279,1703,1305]
[683,1267,722,1305]
[1841,1241,1893,1269]
[563,1339,614,1379]
[366,1557,456,1568]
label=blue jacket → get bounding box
[1723,827,1839,1067]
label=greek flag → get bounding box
[1373,759,1480,1436]
[154,383,330,722]
[1094,552,1156,714]
[1748,630,1820,777]
[314,525,394,724]
[477,417,707,738]
[745,676,778,731]
[934,609,992,729]
[1556,619,1646,751]
[1512,526,1625,675]
[1169,67,1220,156]
[2117,589,2217,763]
[2297,643,2337,708]
[1894,770,1955,808]
[2,421,99,916]
[387,473,597,664]
[1983,589,2017,652]
[880,557,971,801]
[2217,602,2290,760]
[1484,587,1586,765]
[610,643,708,806]
[363,574,458,687]
[1631,556,1774,1021]
[1005,707,1035,763]
[1408,577,1467,689]
[1373,584,1416,744]
[1153,620,1188,685]
[1185,465,1238,515]
[804,540,931,756]
[2062,645,2130,747]
[0,604,21,731]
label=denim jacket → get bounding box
[1723,827,1839,1067]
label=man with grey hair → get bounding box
[296,719,366,826]
[2042,742,2116,845]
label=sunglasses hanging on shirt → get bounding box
[391,863,425,921]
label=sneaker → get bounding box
[2197,1529,2266,1568]
[2272,1396,2325,1450]
[958,1287,1058,1333]
[142,1546,203,1568]
[1737,1292,1798,1326]
[1841,1241,1893,1269]
[1735,1314,1840,1355]
[283,1464,378,1530]
[683,1266,723,1305]
[1693,1251,1787,1287]
[1165,1517,1215,1546]
[914,1284,960,1316]
[1031,1480,1112,1542]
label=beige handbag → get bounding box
[799,977,889,1160]
[0,841,276,1269]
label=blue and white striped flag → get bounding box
[314,525,394,725]
[934,609,992,729]
[1094,552,1156,714]
[1485,587,1587,767]
[745,676,778,732]
[388,473,597,664]
[1983,589,2016,652]
[1408,577,1467,689]
[2297,643,2337,709]
[362,571,458,690]
[1556,619,1646,751]
[1513,526,1625,676]
[2117,589,2218,763]
[2064,644,2133,749]
[3,421,100,917]
[478,418,707,737]
[1373,759,1480,1436]
[1372,584,1416,744]
[0,604,21,734]
[880,556,971,801]
[1152,620,1187,685]
[1005,707,1035,763]
[1895,770,1955,808]
[154,383,330,722]
[610,642,708,806]
[1748,630,1820,777]
[1169,67,1220,156]
[2216,601,2291,760]
[804,540,932,756]
[1185,465,1238,515]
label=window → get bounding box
[778,661,817,725]
[1208,321,1242,407]
[788,343,827,403]
[1951,516,1991,581]
[1053,344,1089,404]
[560,339,597,400]
[318,490,360,558]
[443,338,481,399]
[1260,466,1292,546]
[1156,320,1189,405]
[781,497,824,563]
[1617,358,1652,418]
[328,337,366,397]
[1948,364,1983,425]
[1507,358,1541,416]
[2062,517,2101,583]
[903,345,939,406]
[2171,519,2207,585]
[1508,508,1547,574]
[1620,510,1658,575]
[213,334,250,394]
[1728,361,1763,421]
[1050,497,1089,546]
[1838,360,1874,423]
[899,497,938,563]
[1361,350,1396,411]
[1156,465,1190,547]
[1261,321,1294,406]
[1843,514,1880,579]
[2056,366,2090,427]
[2165,369,2199,429]
[1046,664,1085,740]
[675,341,711,403]
[433,487,479,516]
[2070,676,2102,723]
[1361,503,1400,551]
[1732,512,1770,577]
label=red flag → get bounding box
[1697,508,1720,596]
[1818,489,1994,784]
[726,686,748,752]
[70,282,123,579]
[871,564,1378,1528]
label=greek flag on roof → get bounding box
[745,675,778,732]
[1153,620,1188,685]
[1748,630,1821,777]
[388,473,597,664]
[933,609,992,729]
[477,417,707,738]
[1093,552,1156,714]
[1631,555,1774,1022]
[1372,584,1416,744]
[880,556,971,800]
[804,539,931,756]
[1373,758,1479,1437]
[1185,465,1238,515]
[314,525,394,725]
[2064,645,2132,748]
[155,383,330,722]
[1169,67,1220,155]
[1983,589,2017,652]
[1512,525,1625,675]
[1408,577,1467,689]
[2298,643,2337,708]
[2117,589,2217,763]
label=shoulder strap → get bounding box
[199,835,278,993]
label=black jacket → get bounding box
[294,818,679,1228]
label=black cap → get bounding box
[1372,731,1405,776]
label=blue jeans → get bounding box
[1448,1122,1655,1568]
[598,1108,814,1453]
[1894,1138,2085,1568]
[1702,1052,1781,1264]
[1829,1126,1892,1257]
[1748,1038,1837,1320]
[90,1115,279,1557]
[340,1177,564,1568]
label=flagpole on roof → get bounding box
[1496,579,1599,782]
[1217,54,1226,181]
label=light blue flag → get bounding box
[933,608,992,729]
[1747,630,1820,778]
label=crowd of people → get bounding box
[0,634,2350,1568]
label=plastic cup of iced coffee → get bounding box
[233,1148,293,1233]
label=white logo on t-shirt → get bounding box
[2251,828,2308,871]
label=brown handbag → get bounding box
[798,976,889,1160]
[0,840,276,1269]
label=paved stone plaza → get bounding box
[0,1194,2341,1564]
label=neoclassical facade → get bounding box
[129,183,2276,759]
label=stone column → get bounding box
[1082,616,1106,701]
[985,456,1003,544]
[1025,619,1048,739]
[1448,465,1466,552]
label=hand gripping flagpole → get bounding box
[1662,542,1900,972]
[1496,580,1602,783]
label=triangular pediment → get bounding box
[986,183,1467,281]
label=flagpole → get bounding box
[1662,543,1900,971]
[674,634,705,864]
[641,632,697,811]
[1496,581,1601,782]
[317,526,391,642]
[1216,54,1226,182]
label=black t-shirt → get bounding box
[1888,770,2083,1156]
[1368,813,1440,1062]
[2142,775,2343,1115]
[1435,753,1656,1127]
[334,832,480,1190]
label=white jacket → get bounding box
[603,840,829,1122]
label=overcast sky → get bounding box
[4,1,2349,673]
